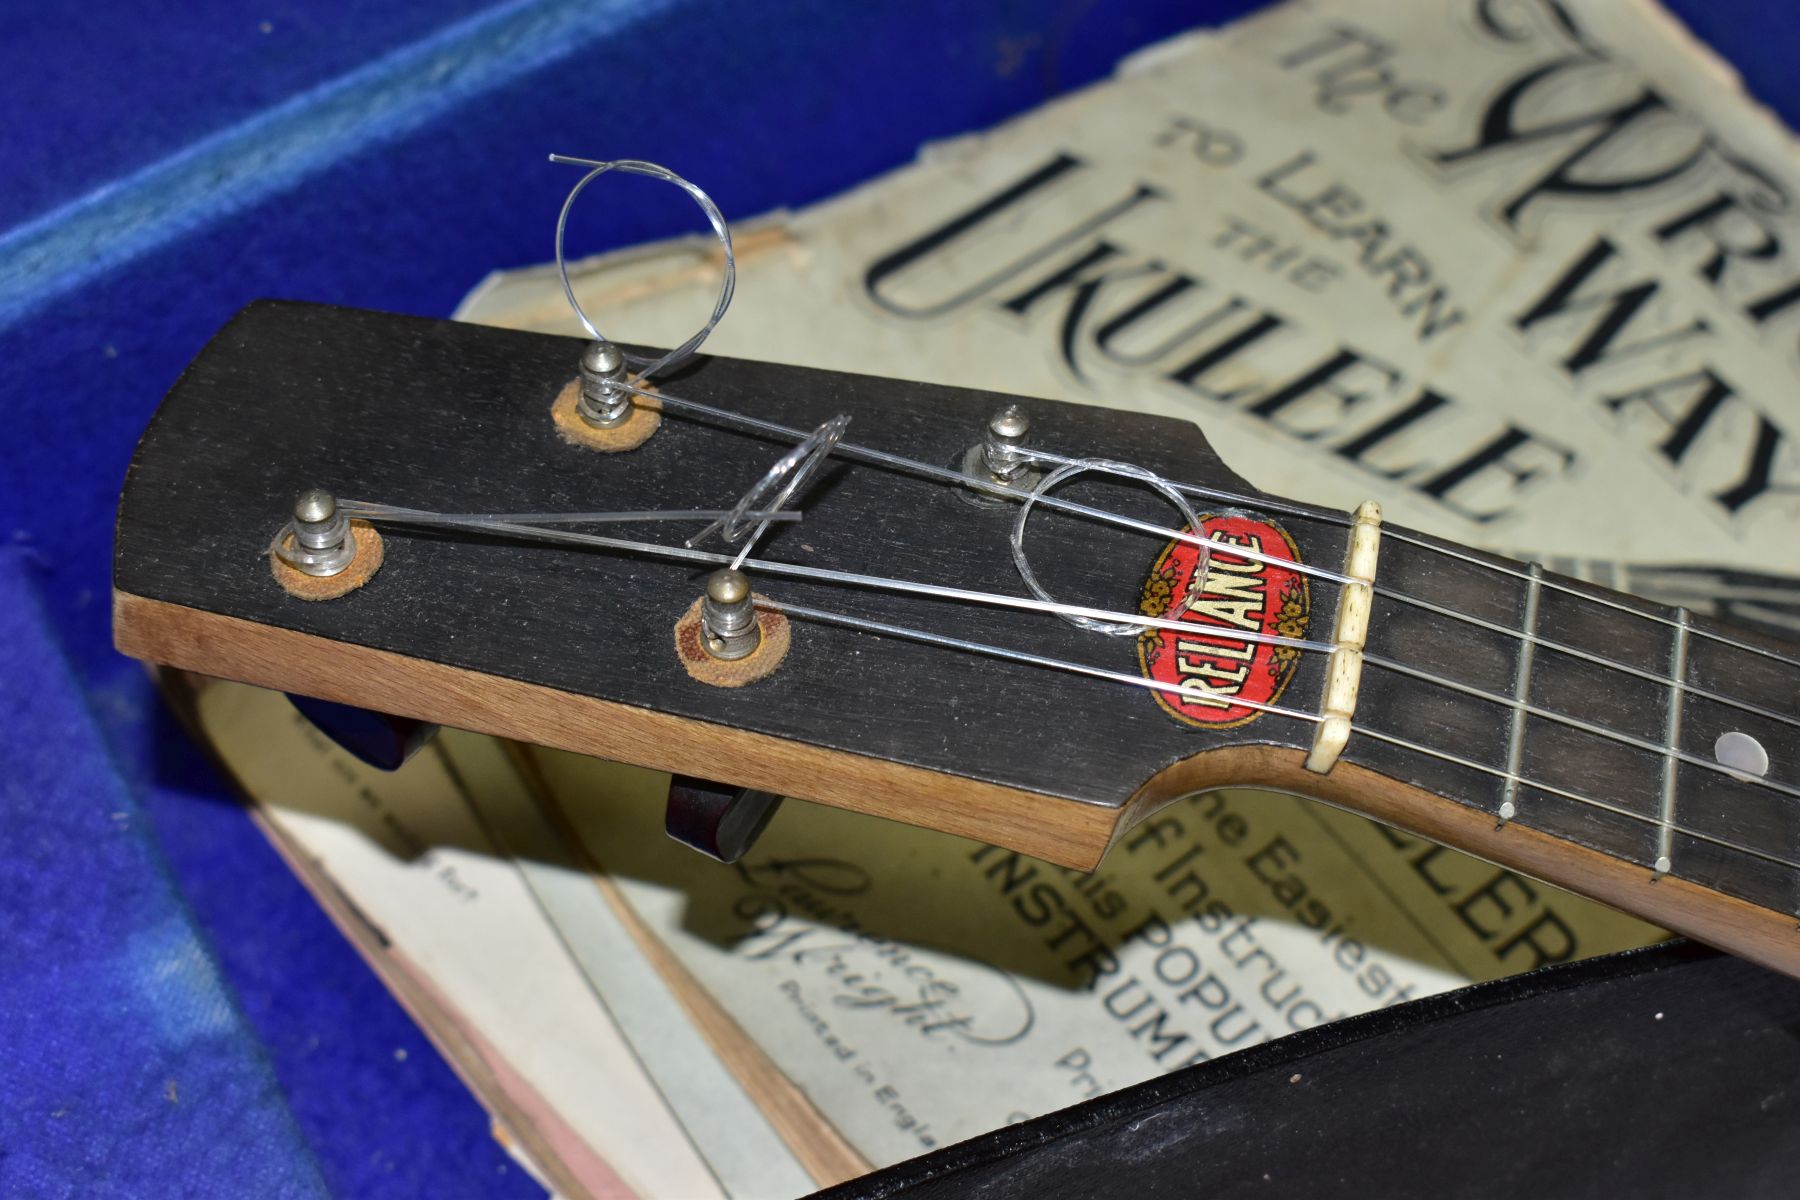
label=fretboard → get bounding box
[1344,529,1800,923]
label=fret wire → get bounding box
[762,598,1800,879]
[624,379,1800,722]
[1498,562,1542,824]
[1363,650,1800,804]
[1656,610,1691,875]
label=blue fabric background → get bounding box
[0,551,332,1197]
[1,1,1795,1195]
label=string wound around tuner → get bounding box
[959,405,1043,504]
[269,487,385,601]
[700,568,761,661]
[577,339,632,428]
[278,488,355,576]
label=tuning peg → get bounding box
[961,405,1042,501]
[700,568,761,660]
[277,488,357,576]
[983,404,1032,482]
[664,775,785,863]
[284,694,438,771]
[576,339,631,428]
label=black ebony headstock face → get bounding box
[115,301,1355,812]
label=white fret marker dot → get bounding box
[1497,801,1516,821]
[1714,731,1769,781]
[1654,855,1671,875]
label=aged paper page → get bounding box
[440,730,846,1195]
[531,750,1658,1167]
[191,682,753,1200]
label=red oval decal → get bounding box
[1137,514,1309,728]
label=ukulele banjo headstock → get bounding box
[114,299,1352,868]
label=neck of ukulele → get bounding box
[1283,513,1799,969]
